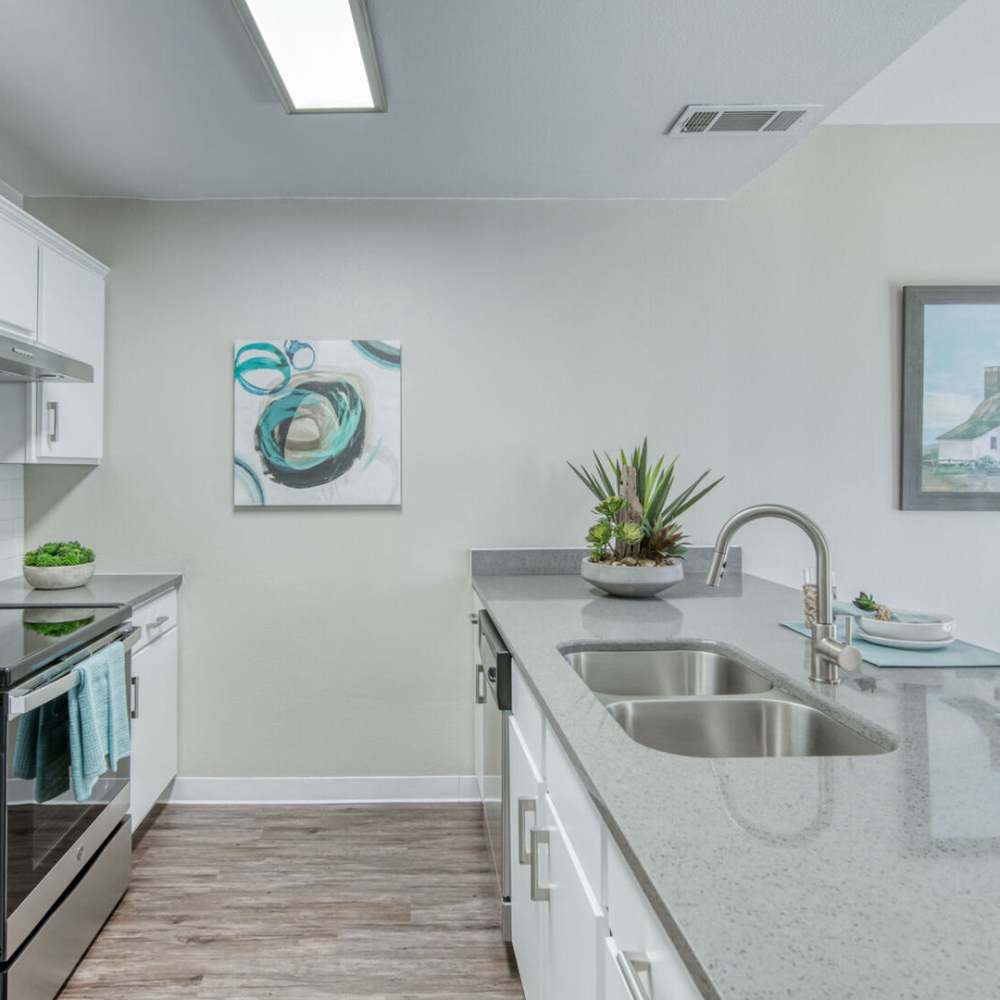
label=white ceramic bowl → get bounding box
[23,562,95,590]
[858,612,955,643]
[580,558,684,598]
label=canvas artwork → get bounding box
[901,287,1000,510]
[233,339,401,507]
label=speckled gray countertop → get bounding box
[0,573,181,609]
[472,570,1000,1000]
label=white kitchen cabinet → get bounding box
[130,615,179,829]
[0,216,38,337]
[509,717,545,1000]
[480,583,706,1000]
[607,837,702,1000]
[31,247,105,464]
[539,794,605,1000]
[0,199,108,466]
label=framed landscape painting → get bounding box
[902,287,1000,510]
[233,339,401,507]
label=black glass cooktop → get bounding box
[0,604,129,689]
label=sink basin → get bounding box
[606,697,890,758]
[564,647,773,701]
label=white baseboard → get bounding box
[164,775,480,805]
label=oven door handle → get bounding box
[7,625,141,718]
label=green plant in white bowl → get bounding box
[568,441,722,597]
[23,541,96,590]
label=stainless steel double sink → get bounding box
[563,645,890,758]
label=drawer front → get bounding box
[132,588,178,651]
[511,661,544,774]
[607,839,702,1000]
[544,723,604,906]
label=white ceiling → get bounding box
[830,0,1000,124]
[0,0,966,200]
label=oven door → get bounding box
[2,631,136,960]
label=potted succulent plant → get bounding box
[23,541,96,590]
[568,441,722,598]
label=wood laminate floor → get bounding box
[61,804,524,999]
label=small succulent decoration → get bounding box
[568,440,722,566]
[853,591,892,621]
[24,541,95,568]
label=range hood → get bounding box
[0,331,93,383]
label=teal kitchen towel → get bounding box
[781,621,1000,669]
[68,640,130,801]
[13,698,71,802]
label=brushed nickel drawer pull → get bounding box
[616,950,653,1000]
[529,827,553,902]
[517,797,536,865]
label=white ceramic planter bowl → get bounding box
[858,612,955,643]
[580,558,683,598]
[23,562,96,590]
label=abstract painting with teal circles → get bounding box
[233,339,401,506]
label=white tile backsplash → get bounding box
[0,466,23,582]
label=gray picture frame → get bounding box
[901,285,1000,510]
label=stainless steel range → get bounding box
[0,603,139,1000]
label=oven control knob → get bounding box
[487,667,497,683]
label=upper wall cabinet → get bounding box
[32,248,106,463]
[0,199,108,466]
[0,217,38,338]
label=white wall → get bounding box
[0,465,23,582]
[24,126,1000,782]
[726,125,1000,649]
[23,198,731,778]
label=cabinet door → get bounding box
[607,839,701,1000]
[34,247,105,463]
[541,796,605,1000]
[0,219,38,337]
[509,717,545,1000]
[130,627,179,829]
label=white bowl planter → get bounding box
[580,558,683,598]
[23,562,96,590]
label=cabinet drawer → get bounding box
[132,588,178,651]
[512,660,544,773]
[607,839,702,1000]
[545,723,604,906]
[0,220,38,336]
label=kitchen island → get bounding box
[472,555,1000,1000]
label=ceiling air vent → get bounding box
[668,105,820,136]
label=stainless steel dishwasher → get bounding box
[477,610,511,942]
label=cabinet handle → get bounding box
[475,663,486,704]
[149,615,169,629]
[517,797,536,865]
[46,400,59,443]
[529,827,553,902]
[616,950,653,1000]
[130,675,139,720]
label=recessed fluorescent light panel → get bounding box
[233,0,385,113]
